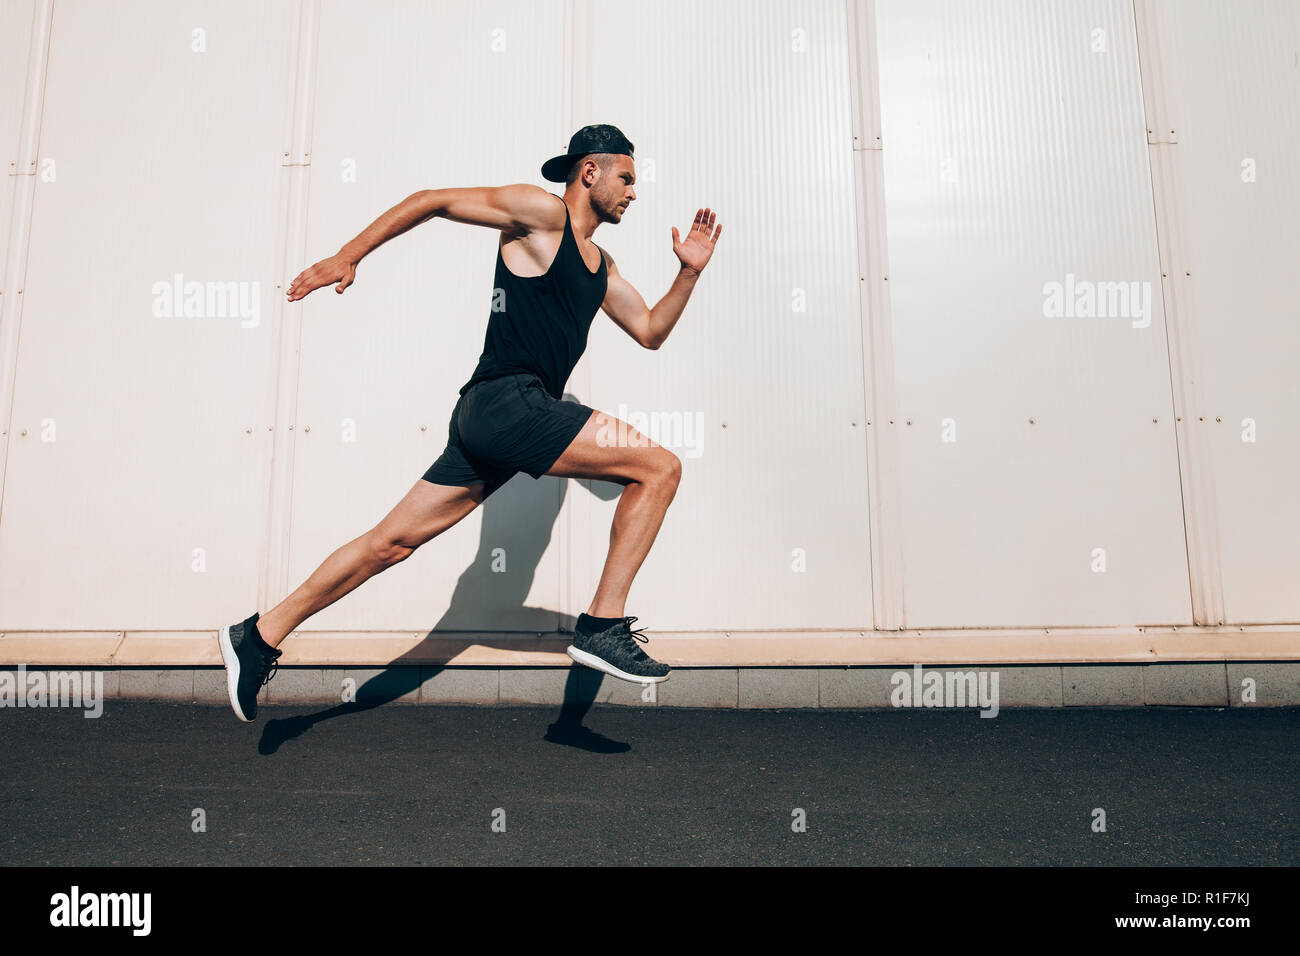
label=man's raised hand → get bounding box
[671,207,722,276]
[286,253,357,301]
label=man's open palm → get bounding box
[672,208,722,275]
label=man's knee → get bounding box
[649,448,682,491]
[368,533,417,567]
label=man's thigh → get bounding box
[374,479,486,550]
[542,408,676,483]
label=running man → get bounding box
[219,125,721,722]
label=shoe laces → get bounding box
[256,650,281,687]
[622,616,648,644]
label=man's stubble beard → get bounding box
[589,189,622,225]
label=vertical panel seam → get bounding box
[1131,0,1226,627]
[260,0,321,612]
[846,0,905,631]
[0,0,53,538]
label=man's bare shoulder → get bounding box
[435,184,564,235]
[496,184,566,237]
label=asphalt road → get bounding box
[2,701,1297,865]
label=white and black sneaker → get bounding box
[567,614,670,684]
[218,612,282,722]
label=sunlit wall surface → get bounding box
[0,0,1295,654]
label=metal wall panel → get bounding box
[0,0,37,292]
[1159,0,1300,624]
[3,0,1294,648]
[875,0,1192,627]
[581,0,874,629]
[0,0,296,628]
[288,0,570,632]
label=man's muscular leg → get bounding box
[543,410,682,618]
[256,479,486,647]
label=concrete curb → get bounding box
[6,663,1298,709]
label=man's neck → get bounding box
[560,191,600,240]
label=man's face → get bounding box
[590,155,637,224]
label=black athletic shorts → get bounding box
[421,372,595,498]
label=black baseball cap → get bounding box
[541,124,635,182]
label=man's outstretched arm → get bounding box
[286,184,561,301]
[602,207,722,349]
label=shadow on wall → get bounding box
[259,395,633,757]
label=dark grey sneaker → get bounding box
[567,615,670,684]
[218,612,282,722]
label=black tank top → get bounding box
[460,195,608,400]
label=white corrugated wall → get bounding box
[0,0,1295,663]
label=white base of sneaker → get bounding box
[218,625,252,722]
[566,645,670,684]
